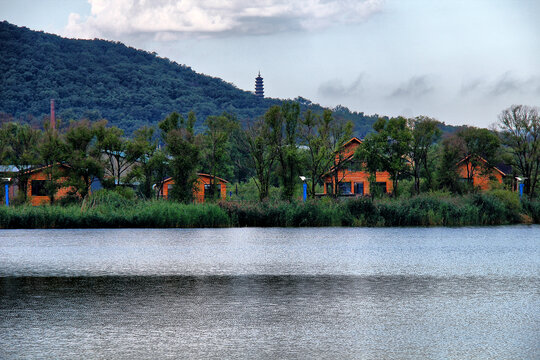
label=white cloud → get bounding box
[64,0,383,40]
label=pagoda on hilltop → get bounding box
[255,71,264,98]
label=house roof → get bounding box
[161,173,229,184]
[457,155,507,176]
[22,163,71,174]
[343,137,362,148]
[323,137,363,176]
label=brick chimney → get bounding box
[50,99,55,130]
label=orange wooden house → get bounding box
[457,156,507,190]
[25,164,74,205]
[159,173,228,202]
[322,137,394,196]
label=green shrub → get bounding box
[346,198,381,226]
[522,198,540,223]
[468,193,520,225]
[85,189,135,210]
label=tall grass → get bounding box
[0,198,230,229]
[0,190,536,229]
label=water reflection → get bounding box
[0,226,539,359]
[1,275,538,359]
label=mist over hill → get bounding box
[0,21,457,136]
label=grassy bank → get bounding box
[0,190,538,229]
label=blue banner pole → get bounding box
[303,182,307,202]
[519,183,524,199]
[5,184,9,206]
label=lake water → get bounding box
[1,226,539,359]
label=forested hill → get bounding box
[0,21,456,136]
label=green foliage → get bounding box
[64,119,103,199]
[408,116,441,194]
[453,126,501,187]
[85,189,135,209]
[200,113,239,199]
[244,117,277,201]
[94,121,136,186]
[498,105,540,198]
[160,112,200,203]
[521,198,540,223]
[219,199,344,227]
[488,189,520,213]
[39,126,69,204]
[345,198,381,226]
[468,193,513,225]
[356,116,411,195]
[0,122,42,200]
[0,21,283,134]
[1,192,536,229]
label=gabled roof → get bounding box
[343,137,362,148]
[161,173,229,184]
[457,155,507,176]
[22,163,71,174]
[323,137,363,176]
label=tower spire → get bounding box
[255,72,264,98]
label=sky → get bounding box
[1,0,539,128]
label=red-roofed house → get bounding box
[322,137,394,196]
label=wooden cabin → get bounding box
[159,173,228,202]
[25,164,74,205]
[457,156,507,190]
[322,137,394,196]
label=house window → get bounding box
[354,182,364,195]
[375,182,387,194]
[204,184,221,199]
[166,184,173,198]
[339,182,352,195]
[31,180,47,196]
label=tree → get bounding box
[201,113,239,200]
[435,135,463,193]
[244,117,277,201]
[159,111,200,203]
[327,116,354,197]
[64,119,103,201]
[39,125,68,204]
[356,117,411,195]
[265,103,301,201]
[299,109,348,198]
[0,122,41,201]
[95,122,137,188]
[126,126,167,199]
[408,116,441,194]
[455,127,501,188]
[498,105,540,198]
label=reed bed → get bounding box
[0,190,537,229]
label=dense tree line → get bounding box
[1,103,538,205]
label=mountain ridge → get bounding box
[0,21,456,136]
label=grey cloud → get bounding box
[490,73,540,96]
[490,72,522,96]
[318,74,365,98]
[460,78,485,95]
[460,73,540,97]
[389,76,434,98]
